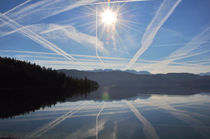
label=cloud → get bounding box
[125,0,182,69]
[41,24,108,54]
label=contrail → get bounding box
[124,100,159,139]
[65,119,107,139]
[125,0,182,69]
[96,6,106,68]
[96,102,106,139]
[0,23,108,55]
[139,27,210,73]
[27,102,89,138]
[0,13,90,70]
[88,0,151,5]
[3,0,32,15]
[0,49,126,61]
[0,0,32,28]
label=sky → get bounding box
[0,0,210,73]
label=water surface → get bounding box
[1,93,210,139]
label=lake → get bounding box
[1,93,210,139]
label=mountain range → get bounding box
[58,69,210,100]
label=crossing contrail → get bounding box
[124,100,159,139]
[0,13,90,70]
[88,0,151,5]
[125,0,182,69]
[3,0,32,15]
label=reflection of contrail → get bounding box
[0,13,89,70]
[125,0,182,69]
[65,119,107,139]
[124,100,159,139]
[27,102,89,138]
[136,100,210,138]
[113,121,118,139]
[96,6,106,68]
[96,102,106,139]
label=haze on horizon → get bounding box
[0,0,210,74]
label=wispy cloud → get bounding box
[41,24,108,54]
[125,0,182,69]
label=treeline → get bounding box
[0,57,98,90]
[0,57,98,118]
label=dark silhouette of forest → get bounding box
[0,57,98,118]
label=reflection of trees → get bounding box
[0,88,97,119]
[0,57,98,118]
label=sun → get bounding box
[101,9,117,26]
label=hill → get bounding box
[0,57,98,118]
[58,69,210,100]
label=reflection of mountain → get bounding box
[59,69,210,100]
[199,72,210,76]
[0,57,98,118]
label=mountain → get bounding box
[199,72,210,76]
[58,69,210,100]
[91,69,151,74]
[125,70,151,75]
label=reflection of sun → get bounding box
[101,9,117,26]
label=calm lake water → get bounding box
[1,93,210,139]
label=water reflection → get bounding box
[0,87,97,119]
[1,94,210,139]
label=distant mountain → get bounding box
[91,69,151,75]
[125,70,151,75]
[58,69,210,100]
[199,72,210,76]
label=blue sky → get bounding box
[0,0,210,73]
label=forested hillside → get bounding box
[0,57,98,118]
